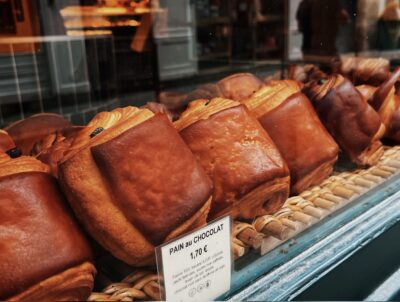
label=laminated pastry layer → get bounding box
[0,172,92,300]
[388,105,400,141]
[30,127,84,177]
[243,80,300,118]
[7,262,95,302]
[337,57,390,86]
[59,107,212,265]
[0,130,15,153]
[5,113,73,155]
[91,114,212,245]
[367,67,400,134]
[178,99,289,218]
[184,73,263,104]
[305,75,384,165]
[257,92,339,194]
[0,155,49,178]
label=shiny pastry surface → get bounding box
[305,74,384,165]
[0,130,15,153]
[5,113,73,155]
[217,73,264,101]
[338,57,390,86]
[177,98,289,219]
[59,106,212,265]
[0,156,93,300]
[244,81,339,194]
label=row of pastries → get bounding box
[1,56,400,301]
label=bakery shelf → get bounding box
[220,171,400,301]
[89,148,400,301]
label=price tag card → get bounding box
[156,216,231,301]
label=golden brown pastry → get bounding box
[185,73,263,104]
[141,102,173,121]
[287,64,328,84]
[357,67,400,136]
[243,80,339,194]
[304,75,385,166]
[30,127,83,178]
[0,129,16,153]
[58,107,213,266]
[158,91,189,120]
[0,155,95,301]
[387,104,400,142]
[5,113,73,155]
[216,73,264,101]
[175,98,290,219]
[335,57,390,86]
[184,83,223,104]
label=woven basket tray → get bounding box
[88,146,400,301]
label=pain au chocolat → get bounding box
[185,73,264,103]
[31,127,84,178]
[356,67,400,137]
[216,73,264,101]
[5,113,73,155]
[335,57,390,86]
[243,80,339,195]
[0,154,95,301]
[175,98,290,220]
[58,107,212,266]
[304,74,385,166]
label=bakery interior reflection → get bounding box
[0,0,400,126]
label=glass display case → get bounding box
[2,0,400,301]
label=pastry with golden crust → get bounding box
[335,57,390,86]
[357,67,400,137]
[0,129,16,153]
[216,73,264,101]
[5,113,73,155]
[30,127,83,177]
[184,83,223,104]
[175,98,290,219]
[304,75,385,166]
[0,155,95,301]
[243,80,339,194]
[58,107,213,266]
[185,73,263,104]
[287,64,328,84]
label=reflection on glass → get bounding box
[0,0,400,128]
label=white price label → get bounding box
[157,216,231,301]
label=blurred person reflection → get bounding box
[378,0,400,49]
[232,0,253,59]
[297,0,348,58]
[356,0,385,51]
